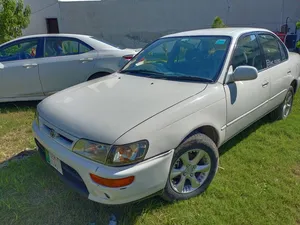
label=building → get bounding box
[23,0,300,48]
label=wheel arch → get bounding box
[87,71,113,81]
[180,125,220,147]
[291,79,298,94]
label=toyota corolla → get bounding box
[32,28,300,205]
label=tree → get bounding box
[297,21,300,50]
[211,16,227,28]
[0,0,31,44]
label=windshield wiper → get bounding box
[120,69,165,76]
[166,75,214,83]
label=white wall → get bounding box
[23,0,60,35]
[23,0,300,48]
[57,0,300,48]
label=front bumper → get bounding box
[32,121,174,205]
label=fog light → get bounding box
[90,174,134,188]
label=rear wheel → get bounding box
[87,72,111,81]
[162,133,219,202]
[269,86,294,121]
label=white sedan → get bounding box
[0,34,140,102]
[33,28,300,205]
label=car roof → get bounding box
[162,27,271,39]
[0,33,121,51]
[9,33,91,41]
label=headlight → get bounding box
[106,140,149,166]
[72,139,149,166]
[72,139,110,164]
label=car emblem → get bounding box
[49,129,58,138]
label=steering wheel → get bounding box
[141,62,169,73]
[20,52,32,60]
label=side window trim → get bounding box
[44,37,94,58]
[256,31,287,70]
[0,37,42,62]
[229,32,265,72]
[79,42,93,54]
[254,32,267,70]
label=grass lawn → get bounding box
[1,93,300,225]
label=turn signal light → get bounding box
[90,174,134,188]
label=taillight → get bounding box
[123,55,133,61]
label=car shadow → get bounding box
[219,115,270,156]
[0,101,40,113]
[93,196,169,225]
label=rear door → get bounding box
[0,38,44,98]
[38,37,97,95]
[257,33,292,111]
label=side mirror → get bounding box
[228,65,258,82]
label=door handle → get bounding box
[80,58,94,63]
[23,63,38,69]
[262,81,269,87]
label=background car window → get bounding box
[231,34,265,71]
[45,38,90,57]
[79,43,92,54]
[258,34,282,68]
[0,39,38,62]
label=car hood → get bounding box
[38,73,207,144]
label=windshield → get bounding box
[120,36,231,82]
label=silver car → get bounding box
[33,28,300,205]
[0,34,140,103]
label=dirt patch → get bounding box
[292,165,300,177]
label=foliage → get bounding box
[296,21,300,49]
[0,0,31,44]
[296,21,300,30]
[296,41,300,49]
[211,16,227,28]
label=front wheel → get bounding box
[162,133,219,202]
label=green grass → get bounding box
[1,94,300,225]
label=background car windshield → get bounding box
[121,36,231,81]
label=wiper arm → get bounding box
[120,69,165,76]
[167,75,214,83]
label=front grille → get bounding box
[35,139,89,197]
[39,118,75,149]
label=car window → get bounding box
[258,34,282,68]
[278,40,288,61]
[79,43,92,54]
[0,39,39,62]
[45,37,91,57]
[120,36,231,82]
[231,34,265,71]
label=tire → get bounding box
[161,133,219,202]
[87,72,111,81]
[269,86,294,121]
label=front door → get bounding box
[224,33,270,141]
[0,38,44,98]
[38,37,96,95]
